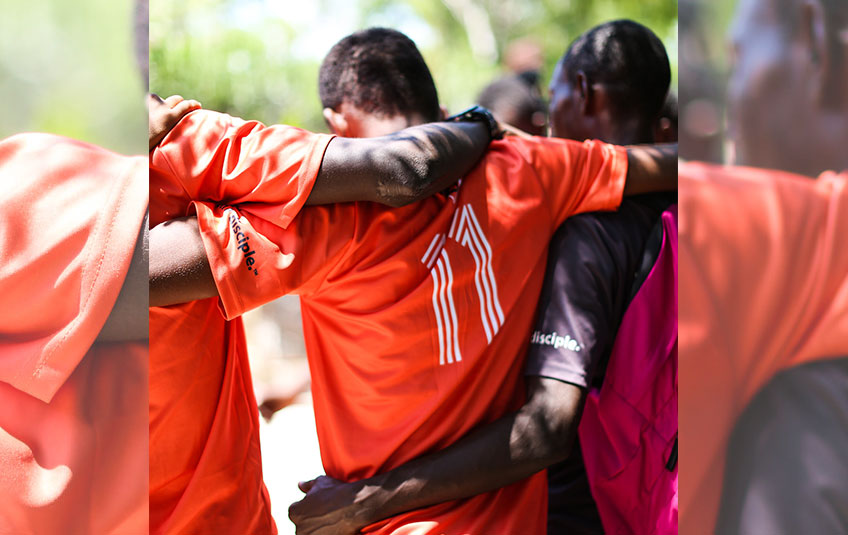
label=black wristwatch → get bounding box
[445,105,503,140]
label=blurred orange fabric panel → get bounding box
[679,162,848,534]
[196,136,627,534]
[148,110,331,535]
[0,134,148,533]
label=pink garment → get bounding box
[578,206,678,535]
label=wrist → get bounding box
[350,477,387,526]
[445,105,503,141]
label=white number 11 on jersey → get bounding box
[421,204,504,365]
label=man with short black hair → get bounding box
[287,21,676,535]
[319,28,442,129]
[550,19,671,145]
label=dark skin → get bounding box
[727,0,848,176]
[548,60,655,145]
[148,114,495,307]
[287,48,672,535]
[148,142,676,309]
[94,94,199,341]
[96,211,150,341]
[289,377,585,534]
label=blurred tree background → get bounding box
[151,0,677,133]
[0,0,146,154]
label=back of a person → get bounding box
[148,299,273,534]
[148,109,333,534]
[283,135,624,533]
[679,162,848,532]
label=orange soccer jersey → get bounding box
[193,134,627,534]
[678,162,848,533]
[0,134,148,534]
[148,110,332,534]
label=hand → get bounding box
[148,93,201,151]
[288,475,373,535]
[498,121,534,139]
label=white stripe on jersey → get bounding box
[465,205,505,325]
[442,252,462,362]
[431,259,446,366]
[422,233,442,268]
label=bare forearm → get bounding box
[624,143,678,196]
[148,216,217,307]
[309,121,490,207]
[358,409,563,523]
[97,211,150,341]
[289,379,584,534]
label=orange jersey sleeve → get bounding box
[149,109,333,228]
[679,162,848,533]
[149,111,333,535]
[194,201,355,319]
[197,136,627,320]
[508,136,628,227]
[0,134,147,403]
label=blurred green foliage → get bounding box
[151,0,677,133]
[0,0,146,154]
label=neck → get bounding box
[808,112,848,174]
[353,115,417,138]
[601,116,654,145]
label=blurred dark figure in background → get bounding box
[679,0,725,162]
[476,72,547,135]
[726,0,847,176]
[679,0,848,533]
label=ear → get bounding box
[439,105,449,121]
[575,71,592,116]
[323,107,349,136]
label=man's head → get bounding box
[728,0,847,176]
[319,28,441,138]
[477,73,547,136]
[548,20,671,145]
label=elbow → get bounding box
[524,403,577,466]
[376,143,438,207]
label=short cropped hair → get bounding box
[561,20,670,123]
[319,28,441,123]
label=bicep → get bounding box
[305,137,382,205]
[97,211,151,341]
[148,215,219,308]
